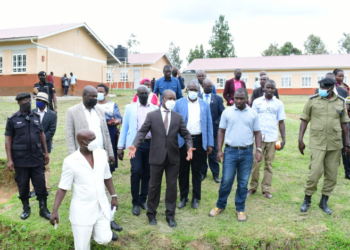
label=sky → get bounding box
[1,0,350,70]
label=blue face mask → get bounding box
[319,89,329,97]
[97,93,105,101]
[36,101,45,109]
[188,91,198,100]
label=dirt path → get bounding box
[0,185,17,204]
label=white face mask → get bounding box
[83,139,98,151]
[165,100,176,110]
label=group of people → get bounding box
[4,65,350,249]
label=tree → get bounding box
[187,44,205,64]
[167,41,183,69]
[338,33,350,54]
[279,42,302,55]
[126,33,140,54]
[261,43,281,56]
[206,15,236,58]
[304,34,329,55]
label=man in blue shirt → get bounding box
[154,65,183,102]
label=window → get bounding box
[281,76,291,88]
[106,68,113,82]
[302,76,312,87]
[216,77,226,88]
[318,75,325,81]
[0,54,2,74]
[120,71,128,81]
[12,50,26,73]
[241,76,248,85]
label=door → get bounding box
[134,69,140,89]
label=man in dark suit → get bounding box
[128,89,194,228]
[223,69,247,106]
[250,76,280,105]
[29,92,57,198]
[199,79,225,183]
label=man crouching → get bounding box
[50,129,118,249]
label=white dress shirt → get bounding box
[82,103,104,149]
[38,107,47,122]
[253,80,261,90]
[187,98,202,135]
[161,106,171,135]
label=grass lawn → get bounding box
[1,92,350,249]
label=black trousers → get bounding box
[147,155,179,220]
[201,136,220,178]
[179,135,207,200]
[130,140,150,206]
[14,165,48,200]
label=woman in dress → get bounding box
[96,84,123,172]
[132,78,160,106]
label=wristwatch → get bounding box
[257,148,262,152]
[111,194,117,198]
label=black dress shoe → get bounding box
[191,198,199,209]
[29,191,36,199]
[112,231,118,241]
[110,221,123,232]
[132,205,140,216]
[166,218,177,228]
[20,199,31,220]
[200,174,206,181]
[140,203,147,210]
[39,198,51,220]
[345,174,350,180]
[149,218,157,226]
[178,198,189,209]
[213,176,221,183]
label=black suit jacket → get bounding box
[132,109,192,165]
[32,108,57,153]
[251,87,279,106]
[198,93,225,138]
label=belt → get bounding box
[225,144,253,150]
[191,133,202,138]
[142,139,151,143]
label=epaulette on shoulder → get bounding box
[337,95,346,102]
[8,112,16,119]
[309,94,319,99]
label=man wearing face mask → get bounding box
[299,78,350,215]
[33,71,57,113]
[173,80,214,209]
[5,92,51,220]
[171,66,185,89]
[29,92,57,198]
[128,89,194,228]
[117,86,158,216]
[223,69,247,106]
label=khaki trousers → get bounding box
[304,148,340,196]
[30,156,50,191]
[70,84,76,96]
[250,142,276,192]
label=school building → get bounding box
[185,54,350,94]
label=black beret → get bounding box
[38,71,46,76]
[318,78,335,87]
[15,92,31,101]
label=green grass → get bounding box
[1,92,350,249]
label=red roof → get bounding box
[185,54,350,71]
[127,53,170,65]
[0,23,84,40]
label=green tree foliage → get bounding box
[304,34,329,55]
[167,41,183,69]
[280,42,302,55]
[338,33,350,54]
[207,15,236,58]
[261,43,281,56]
[187,44,205,64]
[126,33,140,54]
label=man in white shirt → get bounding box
[248,80,286,199]
[69,72,78,96]
[253,71,267,90]
[50,129,118,249]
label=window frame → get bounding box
[120,71,128,81]
[281,76,292,88]
[12,50,26,73]
[216,77,226,89]
[241,76,248,86]
[302,75,312,88]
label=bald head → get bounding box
[137,85,148,94]
[82,85,97,96]
[187,80,200,90]
[260,71,267,77]
[202,79,214,94]
[77,129,96,149]
[82,85,98,108]
[197,70,206,84]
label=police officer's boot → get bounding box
[300,195,312,212]
[39,198,51,220]
[319,194,332,215]
[21,199,31,220]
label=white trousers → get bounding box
[71,206,112,250]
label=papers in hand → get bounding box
[54,214,60,230]
[110,205,116,220]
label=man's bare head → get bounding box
[77,129,96,149]
[259,71,267,77]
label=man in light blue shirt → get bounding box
[209,88,262,222]
[154,65,183,102]
[248,80,286,199]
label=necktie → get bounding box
[205,94,209,103]
[164,111,170,134]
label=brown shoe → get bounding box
[236,211,247,222]
[263,191,272,199]
[247,189,256,196]
[209,207,224,217]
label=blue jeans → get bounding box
[216,146,253,212]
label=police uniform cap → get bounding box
[15,92,31,101]
[318,78,335,88]
[38,71,46,76]
[34,92,49,103]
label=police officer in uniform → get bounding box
[4,92,51,220]
[33,71,57,113]
[298,78,350,215]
